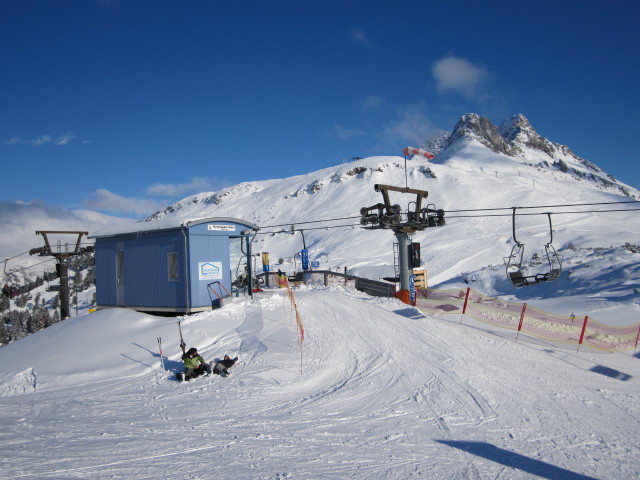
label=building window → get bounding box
[116,251,125,285]
[167,252,179,282]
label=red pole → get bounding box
[460,288,471,325]
[577,316,589,352]
[633,324,640,356]
[515,303,527,342]
[462,288,471,314]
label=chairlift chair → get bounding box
[504,209,562,287]
[421,203,439,227]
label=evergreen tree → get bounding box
[0,320,11,345]
[0,252,96,349]
[14,294,27,308]
[74,269,84,290]
[43,308,53,328]
[83,267,96,290]
[0,295,8,312]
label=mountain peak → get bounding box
[431,113,632,197]
[499,114,535,141]
[499,114,556,157]
[448,113,522,157]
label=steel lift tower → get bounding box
[360,184,445,303]
[30,231,94,320]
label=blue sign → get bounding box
[301,249,309,270]
[409,274,416,304]
[311,261,320,269]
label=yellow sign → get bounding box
[413,269,427,288]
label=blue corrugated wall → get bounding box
[94,219,247,312]
[95,230,187,309]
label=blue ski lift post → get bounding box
[207,281,232,309]
[504,209,562,287]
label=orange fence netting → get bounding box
[277,275,304,345]
[415,288,640,353]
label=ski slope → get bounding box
[0,286,638,479]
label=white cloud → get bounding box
[84,189,163,216]
[333,124,366,139]
[382,104,435,146]
[432,55,488,98]
[4,133,78,146]
[31,135,53,146]
[0,200,133,259]
[55,133,76,145]
[349,28,371,48]
[361,95,385,111]
[146,177,212,197]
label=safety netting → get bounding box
[415,287,640,353]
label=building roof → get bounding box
[89,216,259,239]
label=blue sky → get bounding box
[2,0,639,218]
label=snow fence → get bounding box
[415,288,640,353]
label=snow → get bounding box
[1,286,638,479]
[2,124,640,478]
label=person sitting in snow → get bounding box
[212,355,238,376]
[181,347,211,381]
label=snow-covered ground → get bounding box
[2,117,639,478]
[1,285,638,479]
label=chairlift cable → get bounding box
[446,207,640,219]
[445,199,639,214]
[256,206,640,231]
[255,201,640,230]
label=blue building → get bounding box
[90,217,258,314]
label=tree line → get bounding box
[0,253,95,346]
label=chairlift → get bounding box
[420,203,441,227]
[504,209,562,287]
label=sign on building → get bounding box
[198,261,223,280]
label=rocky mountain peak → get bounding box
[499,114,556,157]
[448,113,522,157]
[432,113,632,197]
[499,114,535,141]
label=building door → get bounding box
[115,250,125,306]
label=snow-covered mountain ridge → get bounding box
[146,114,634,224]
[134,114,639,297]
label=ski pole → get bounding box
[157,337,165,371]
[178,321,186,355]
